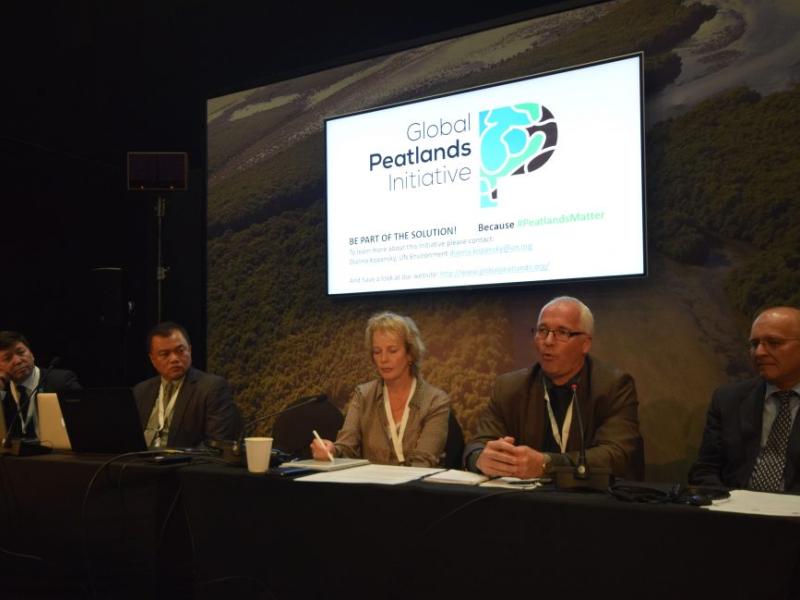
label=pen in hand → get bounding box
[313,429,335,463]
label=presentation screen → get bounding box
[325,52,646,296]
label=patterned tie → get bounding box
[163,381,175,406]
[749,391,796,492]
[16,385,30,436]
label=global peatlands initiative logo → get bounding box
[479,103,558,208]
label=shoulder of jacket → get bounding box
[588,356,632,388]
[354,379,381,398]
[133,375,160,390]
[496,367,534,387]
[713,377,764,400]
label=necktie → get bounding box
[154,382,175,447]
[749,391,796,492]
[16,385,30,436]
[163,381,175,406]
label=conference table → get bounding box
[1,452,798,600]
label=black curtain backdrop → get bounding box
[0,0,571,385]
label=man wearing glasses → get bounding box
[690,306,800,492]
[464,296,640,478]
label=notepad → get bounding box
[282,458,369,471]
[296,464,443,485]
[423,469,488,485]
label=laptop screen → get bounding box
[57,388,147,454]
[37,393,71,450]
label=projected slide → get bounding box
[326,53,645,295]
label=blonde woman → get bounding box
[311,312,450,467]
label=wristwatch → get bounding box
[540,453,552,476]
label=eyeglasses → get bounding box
[749,337,800,352]
[532,326,587,342]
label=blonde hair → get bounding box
[364,311,426,370]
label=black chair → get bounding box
[629,434,646,481]
[272,395,344,459]
[443,412,465,469]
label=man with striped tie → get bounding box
[690,306,800,493]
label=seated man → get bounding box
[464,296,640,478]
[0,331,81,440]
[134,322,241,448]
[690,306,800,493]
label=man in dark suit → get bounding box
[134,322,241,448]
[464,296,641,479]
[690,306,800,493]
[0,331,81,440]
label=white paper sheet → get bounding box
[704,489,800,517]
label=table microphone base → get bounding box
[0,440,53,457]
[553,466,612,492]
[204,439,245,466]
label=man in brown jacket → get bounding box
[464,296,641,479]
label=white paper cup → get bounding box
[244,437,273,473]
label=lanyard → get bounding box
[12,367,40,435]
[383,378,416,464]
[542,379,573,453]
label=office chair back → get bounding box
[444,412,465,469]
[272,396,344,459]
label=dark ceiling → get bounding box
[5,1,592,157]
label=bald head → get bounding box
[753,306,800,327]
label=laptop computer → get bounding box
[37,392,72,450]
[0,400,7,443]
[57,388,148,454]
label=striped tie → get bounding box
[749,391,796,492]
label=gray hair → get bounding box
[364,311,426,369]
[538,296,595,335]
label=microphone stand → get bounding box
[552,384,611,492]
[205,394,328,466]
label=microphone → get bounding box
[551,382,611,492]
[205,394,328,465]
[1,357,61,454]
[239,394,328,444]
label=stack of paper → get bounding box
[479,477,544,490]
[423,469,488,485]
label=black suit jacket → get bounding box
[39,369,82,393]
[689,378,800,493]
[133,366,241,447]
[1,368,81,438]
